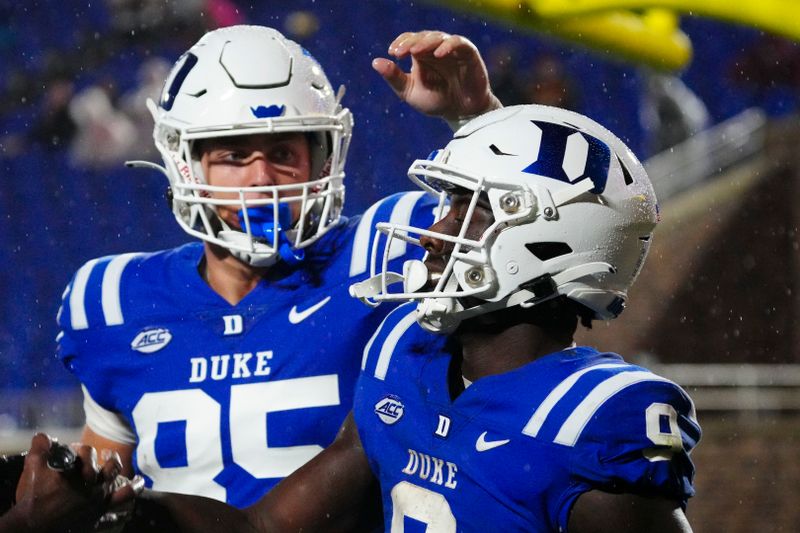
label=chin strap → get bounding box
[350,260,613,333]
[414,275,465,334]
[349,272,405,307]
[348,259,449,307]
[415,261,617,333]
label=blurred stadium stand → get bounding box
[1,1,799,531]
[578,113,800,532]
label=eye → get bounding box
[223,150,248,162]
[270,145,296,165]
[207,148,248,163]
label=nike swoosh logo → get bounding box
[289,296,331,324]
[475,431,510,452]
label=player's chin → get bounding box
[216,210,241,228]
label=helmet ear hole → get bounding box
[307,131,332,180]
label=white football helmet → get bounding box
[350,105,658,333]
[129,25,353,267]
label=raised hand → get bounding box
[373,30,502,121]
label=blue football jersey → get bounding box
[57,192,436,508]
[355,304,701,532]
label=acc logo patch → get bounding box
[131,328,172,354]
[374,395,404,425]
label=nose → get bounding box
[419,217,453,256]
[247,155,277,188]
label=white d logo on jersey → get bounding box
[223,315,244,335]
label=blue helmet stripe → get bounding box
[161,52,198,111]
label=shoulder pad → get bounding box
[522,362,700,503]
[58,252,146,331]
[360,303,420,380]
[522,363,697,448]
[349,191,437,278]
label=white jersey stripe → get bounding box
[101,253,140,326]
[554,371,671,447]
[375,310,418,380]
[349,199,384,277]
[386,191,426,261]
[522,363,627,438]
[69,258,100,330]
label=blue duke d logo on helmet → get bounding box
[375,395,405,424]
[522,121,612,194]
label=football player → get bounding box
[346,104,701,532]
[55,25,501,509]
[8,105,700,532]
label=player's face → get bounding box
[420,189,494,278]
[199,132,312,228]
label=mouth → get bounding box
[418,259,446,293]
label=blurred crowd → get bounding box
[1,0,244,167]
[0,0,799,399]
[4,2,800,175]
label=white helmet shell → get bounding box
[147,25,353,266]
[350,104,657,333]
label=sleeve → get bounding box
[556,371,701,530]
[562,376,701,514]
[56,259,101,377]
[82,385,137,444]
[56,253,142,412]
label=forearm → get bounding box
[251,461,381,532]
[125,490,259,533]
[245,412,381,532]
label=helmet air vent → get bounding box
[618,156,634,185]
[525,242,573,261]
[489,144,514,156]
